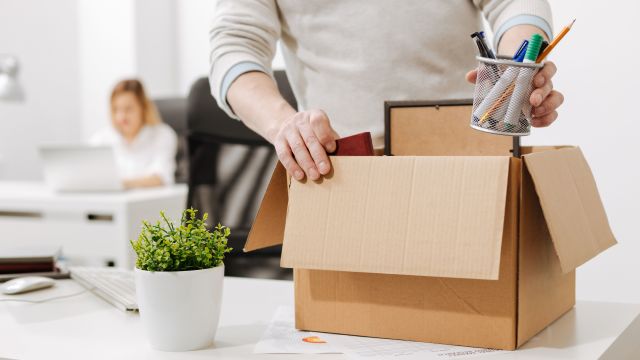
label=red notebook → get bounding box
[331,132,374,156]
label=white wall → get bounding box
[0,0,81,180]
[529,1,640,304]
[134,0,179,98]
[175,0,286,96]
[78,0,180,140]
[77,0,136,140]
[175,0,215,96]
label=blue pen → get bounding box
[513,40,528,62]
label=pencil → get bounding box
[536,19,575,63]
[478,82,516,124]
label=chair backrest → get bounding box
[186,70,296,233]
[154,97,188,183]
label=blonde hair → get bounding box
[110,79,162,125]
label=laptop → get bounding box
[39,145,123,192]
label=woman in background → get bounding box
[90,79,177,189]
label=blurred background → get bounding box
[0,0,638,303]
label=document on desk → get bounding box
[320,333,504,359]
[254,306,340,354]
[255,306,504,359]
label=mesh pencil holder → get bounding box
[470,56,543,136]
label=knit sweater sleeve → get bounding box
[472,0,553,48]
[209,0,281,118]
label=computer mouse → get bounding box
[1,276,55,295]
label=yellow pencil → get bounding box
[536,19,575,63]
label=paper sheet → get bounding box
[253,306,340,354]
[255,306,504,359]
[321,333,504,359]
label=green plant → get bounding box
[130,208,232,272]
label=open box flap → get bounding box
[244,163,288,252]
[523,147,616,272]
[280,156,511,280]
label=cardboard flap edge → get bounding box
[244,163,288,252]
[523,147,617,272]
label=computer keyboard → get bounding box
[69,266,137,312]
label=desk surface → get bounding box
[0,181,188,204]
[1,277,638,360]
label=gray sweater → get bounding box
[209,0,552,147]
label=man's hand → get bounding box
[227,72,339,181]
[269,109,339,181]
[465,62,563,127]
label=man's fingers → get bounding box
[533,90,564,117]
[285,127,320,181]
[274,139,304,180]
[530,79,553,107]
[531,110,558,128]
[309,110,337,152]
[297,114,332,175]
[466,69,478,84]
[533,61,557,87]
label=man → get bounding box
[209,0,563,181]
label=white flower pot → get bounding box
[135,265,224,351]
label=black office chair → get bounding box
[154,97,189,184]
[186,71,297,279]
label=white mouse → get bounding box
[1,276,55,295]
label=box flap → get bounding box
[523,147,616,272]
[244,163,288,252]
[281,156,511,280]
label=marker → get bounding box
[536,19,576,63]
[501,34,545,126]
[538,40,549,58]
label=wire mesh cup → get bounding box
[470,56,543,136]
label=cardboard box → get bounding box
[244,103,616,350]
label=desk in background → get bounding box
[0,182,187,268]
[0,277,639,359]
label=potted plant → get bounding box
[130,208,232,351]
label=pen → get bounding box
[477,31,496,59]
[471,32,488,57]
[471,30,503,123]
[513,40,529,62]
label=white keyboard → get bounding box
[69,266,137,312]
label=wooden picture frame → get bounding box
[384,100,518,157]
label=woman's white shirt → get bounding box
[89,123,178,185]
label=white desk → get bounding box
[0,277,638,360]
[0,182,187,268]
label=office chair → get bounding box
[186,71,297,279]
[154,97,189,184]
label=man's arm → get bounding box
[210,0,337,181]
[497,24,548,56]
[227,72,337,181]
